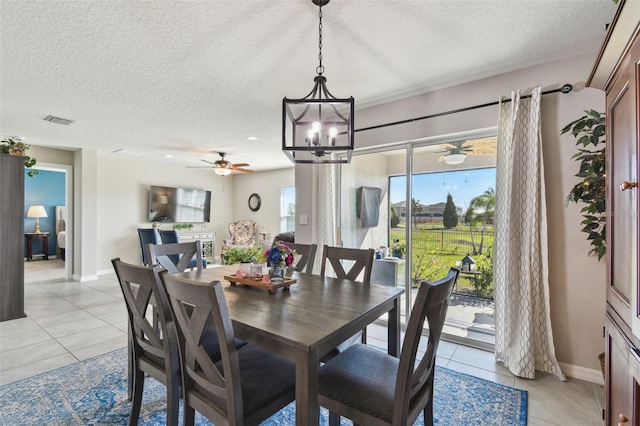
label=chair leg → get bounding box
[361,327,367,345]
[424,399,434,426]
[183,402,196,426]
[166,373,180,426]
[127,339,133,401]
[328,410,340,426]
[129,368,145,426]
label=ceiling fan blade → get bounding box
[187,166,216,168]
[200,159,217,166]
[231,162,250,167]
[231,167,255,173]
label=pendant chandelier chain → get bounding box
[316,4,324,76]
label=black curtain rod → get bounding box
[355,84,573,134]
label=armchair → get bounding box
[220,220,257,263]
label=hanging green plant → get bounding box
[561,109,605,260]
[0,138,38,177]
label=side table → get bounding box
[25,232,50,261]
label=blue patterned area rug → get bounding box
[0,348,527,425]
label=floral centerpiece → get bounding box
[264,242,295,281]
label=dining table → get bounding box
[176,264,405,426]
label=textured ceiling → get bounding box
[0,0,616,172]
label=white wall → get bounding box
[296,52,606,375]
[232,168,295,242]
[95,154,235,270]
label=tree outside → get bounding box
[464,187,495,255]
[443,193,458,229]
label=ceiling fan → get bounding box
[188,152,255,176]
[436,138,497,165]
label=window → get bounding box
[280,186,295,232]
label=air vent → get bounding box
[112,149,146,157]
[43,115,74,125]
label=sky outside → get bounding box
[390,167,496,210]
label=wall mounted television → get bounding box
[148,185,211,223]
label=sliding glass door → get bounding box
[339,133,496,348]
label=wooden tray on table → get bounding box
[223,275,297,294]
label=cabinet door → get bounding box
[606,38,638,331]
[607,317,633,426]
[630,348,640,426]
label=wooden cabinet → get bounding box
[588,1,640,423]
[0,155,25,321]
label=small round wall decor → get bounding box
[248,193,261,212]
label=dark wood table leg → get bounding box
[26,235,33,261]
[42,235,49,260]
[388,297,401,357]
[295,350,319,426]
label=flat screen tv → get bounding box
[148,185,211,223]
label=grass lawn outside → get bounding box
[390,224,495,298]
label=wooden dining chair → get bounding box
[159,271,297,426]
[317,267,460,426]
[111,258,181,426]
[319,245,375,362]
[320,245,375,284]
[145,241,205,273]
[158,230,208,269]
[112,258,243,425]
[288,242,318,274]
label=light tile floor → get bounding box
[0,260,604,425]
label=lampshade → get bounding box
[214,167,231,176]
[27,205,48,218]
[27,205,47,234]
[443,153,466,165]
[156,194,169,205]
[282,0,354,164]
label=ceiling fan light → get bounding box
[214,168,231,176]
[443,153,466,165]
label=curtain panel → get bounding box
[311,163,336,274]
[494,86,565,380]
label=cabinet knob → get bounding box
[619,181,638,191]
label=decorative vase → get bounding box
[270,263,286,283]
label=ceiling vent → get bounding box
[43,115,74,125]
[112,148,146,157]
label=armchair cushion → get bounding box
[221,220,258,263]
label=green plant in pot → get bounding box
[222,246,262,265]
[561,109,606,260]
[1,138,38,177]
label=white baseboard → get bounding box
[74,274,98,282]
[97,268,115,276]
[559,362,604,385]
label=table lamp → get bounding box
[27,205,48,234]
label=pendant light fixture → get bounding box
[282,0,354,164]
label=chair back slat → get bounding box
[320,245,374,284]
[146,241,204,273]
[288,243,318,274]
[112,259,169,351]
[160,272,244,424]
[393,267,459,424]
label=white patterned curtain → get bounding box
[494,86,565,381]
[311,163,336,274]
